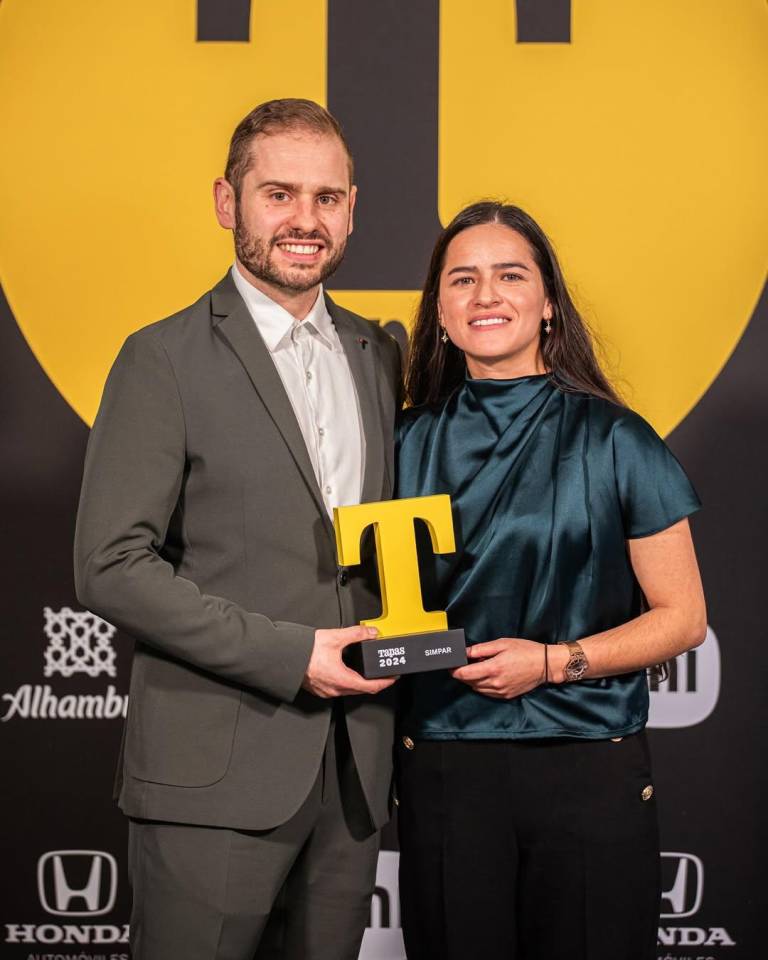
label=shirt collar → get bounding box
[230,264,337,353]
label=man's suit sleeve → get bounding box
[74,331,315,703]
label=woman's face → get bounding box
[437,223,552,379]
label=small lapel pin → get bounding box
[356,337,369,349]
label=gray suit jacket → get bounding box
[74,272,401,831]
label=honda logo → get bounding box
[660,852,704,918]
[37,851,117,917]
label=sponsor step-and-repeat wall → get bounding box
[1,2,766,958]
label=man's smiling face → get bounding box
[229,129,356,295]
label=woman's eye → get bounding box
[502,272,524,281]
[452,276,474,286]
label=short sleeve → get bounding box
[612,411,701,538]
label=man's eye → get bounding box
[317,195,338,205]
[271,192,289,201]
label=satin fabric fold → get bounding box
[396,375,701,740]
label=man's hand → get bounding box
[302,626,398,698]
[451,638,547,699]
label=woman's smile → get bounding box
[437,222,551,378]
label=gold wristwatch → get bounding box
[559,641,589,682]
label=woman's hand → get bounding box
[451,638,547,699]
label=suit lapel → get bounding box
[211,274,333,533]
[327,296,386,504]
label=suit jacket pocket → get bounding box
[125,648,242,787]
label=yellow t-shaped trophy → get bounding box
[333,495,467,677]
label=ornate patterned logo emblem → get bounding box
[43,607,116,679]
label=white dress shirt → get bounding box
[231,265,366,516]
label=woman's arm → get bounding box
[452,518,706,699]
[550,517,706,682]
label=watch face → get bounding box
[565,656,589,682]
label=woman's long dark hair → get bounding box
[404,202,622,407]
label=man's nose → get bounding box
[287,196,320,235]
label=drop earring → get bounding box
[544,317,552,335]
[437,300,448,343]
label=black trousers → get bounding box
[396,732,660,960]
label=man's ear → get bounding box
[213,178,236,230]
[347,184,357,236]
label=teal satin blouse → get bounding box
[396,375,701,740]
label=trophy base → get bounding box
[343,628,467,679]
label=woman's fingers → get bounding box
[454,639,547,698]
[466,638,514,658]
[452,659,497,682]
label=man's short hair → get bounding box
[225,98,354,198]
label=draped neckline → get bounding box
[458,371,555,436]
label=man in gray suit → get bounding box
[74,99,401,960]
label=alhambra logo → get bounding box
[1,608,128,722]
[43,606,116,678]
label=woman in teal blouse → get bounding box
[395,202,706,960]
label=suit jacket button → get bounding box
[338,568,349,586]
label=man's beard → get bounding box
[234,212,347,293]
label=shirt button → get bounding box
[325,485,332,494]
[306,370,312,381]
[338,568,349,586]
[318,427,325,437]
[402,736,415,750]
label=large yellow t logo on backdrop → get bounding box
[0,0,766,434]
